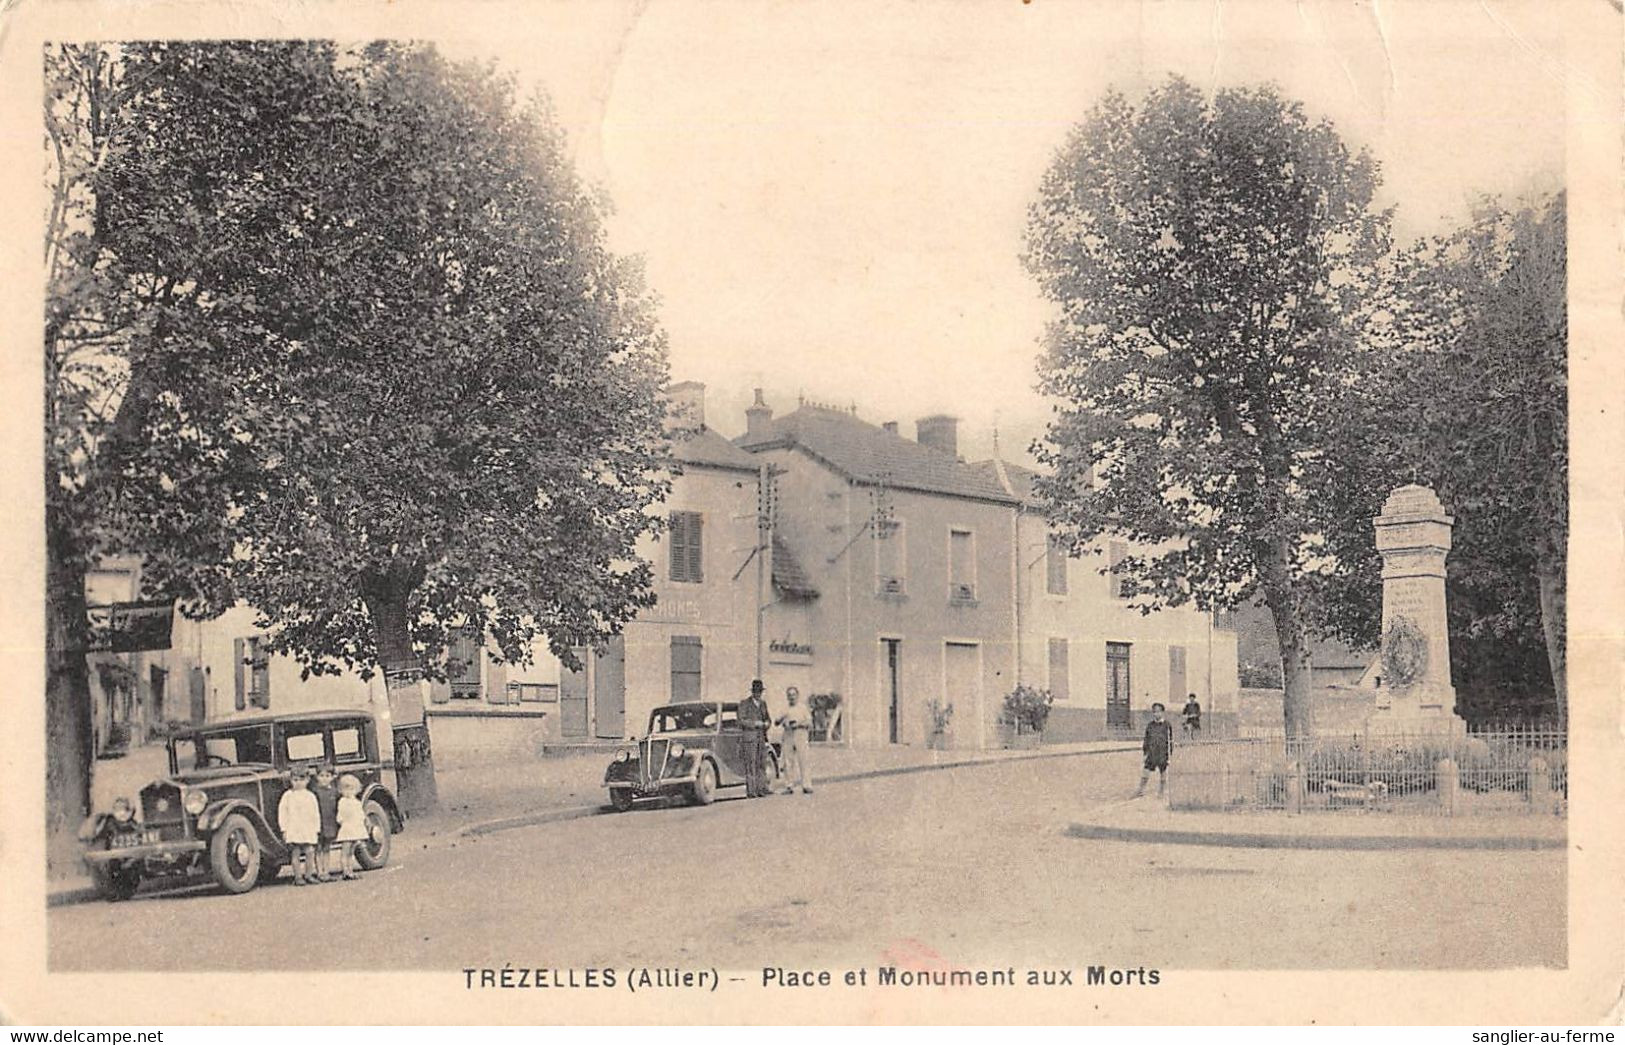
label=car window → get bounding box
[720,709,740,731]
[331,726,364,763]
[283,725,326,763]
[648,706,719,733]
[174,727,274,769]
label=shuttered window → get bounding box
[1048,638,1070,702]
[669,511,704,583]
[670,635,703,702]
[1108,540,1130,599]
[949,529,975,601]
[876,517,906,594]
[1046,534,1069,595]
[234,636,270,710]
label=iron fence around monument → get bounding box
[1167,724,1566,817]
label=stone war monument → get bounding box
[1369,484,1465,735]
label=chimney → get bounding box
[667,380,705,431]
[915,415,959,458]
[745,388,773,443]
[882,421,899,436]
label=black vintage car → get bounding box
[604,702,781,810]
[79,710,405,899]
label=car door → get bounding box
[712,706,745,784]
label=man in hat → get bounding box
[738,679,771,798]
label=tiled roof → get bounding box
[771,535,818,599]
[737,406,1017,504]
[674,427,759,474]
[968,459,1041,506]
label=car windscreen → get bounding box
[172,726,275,770]
[648,706,717,733]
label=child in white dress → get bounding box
[277,768,321,885]
[334,774,368,880]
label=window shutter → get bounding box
[668,513,685,582]
[1046,534,1068,595]
[1049,638,1070,702]
[250,638,271,709]
[687,513,703,582]
[1109,540,1128,598]
[233,638,246,711]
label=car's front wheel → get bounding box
[609,789,635,812]
[354,800,392,870]
[690,759,718,806]
[89,846,141,902]
[209,813,262,894]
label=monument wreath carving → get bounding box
[1381,615,1429,688]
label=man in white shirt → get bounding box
[776,687,814,795]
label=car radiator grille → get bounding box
[642,738,669,787]
[140,788,185,828]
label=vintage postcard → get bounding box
[1,0,1621,1027]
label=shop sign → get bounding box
[767,638,813,664]
[86,599,174,653]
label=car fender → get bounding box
[198,799,282,852]
[361,783,405,832]
[77,812,114,843]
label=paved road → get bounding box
[49,751,1563,971]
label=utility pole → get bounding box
[756,462,771,680]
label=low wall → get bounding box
[1043,706,1237,742]
[426,708,549,763]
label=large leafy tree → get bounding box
[63,41,671,814]
[1023,78,1389,739]
[43,43,234,870]
[1317,192,1566,723]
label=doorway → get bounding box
[594,636,626,738]
[1106,642,1132,732]
[882,639,901,744]
[943,642,980,747]
[560,648,589,738]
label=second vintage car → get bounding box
[604,702,781,809]
[79,709,406,900]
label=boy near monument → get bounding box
[1135,703,1175,797]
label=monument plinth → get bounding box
[1369,484,1463,735]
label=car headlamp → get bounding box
[112,797,134,823]
[182,789,208,816]
[669,743,686,759]
[614,749,631,763]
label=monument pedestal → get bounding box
[1366,484,1465,738]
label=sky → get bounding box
[439,0,1569,467]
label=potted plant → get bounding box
[999,685,1054,749]
[926,698,954,750]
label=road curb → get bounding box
[455,743,1140,840]
[46,884,103,908]
[1065,821,1566,851]
[48,744,1143,904]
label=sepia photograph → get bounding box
[2,0,1621,1027]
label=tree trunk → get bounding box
[1534,534,1566,727]
[1259,544,1314,742]
[45,510,94,876]
[363,572,438,814]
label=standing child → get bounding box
[277,768,321,885]
[311,765,339,883]
[1135,702,1175,797]
[334,774,368,880]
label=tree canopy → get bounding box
[49,40,673,815]
[97,41,672,680]
[1316,191,1566,721]
[1023,77,1391,737]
